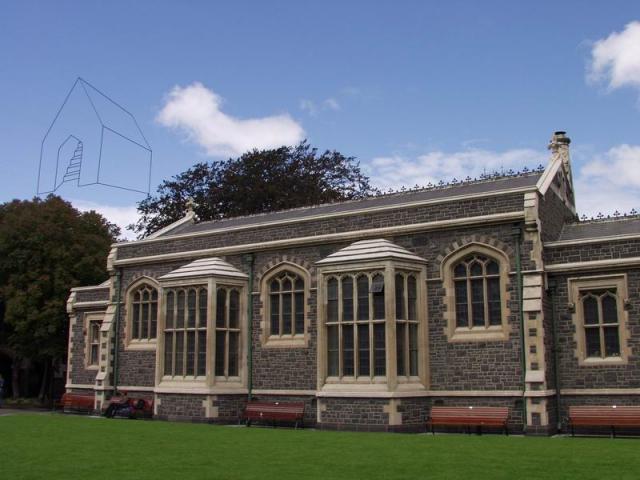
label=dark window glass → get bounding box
[132,303,140,339]
[454,280,468,328]
[229,290,239,328]
[470,262,483,277]
[396,323,406,376]
[343,326,354,376]
[295,277,304,291]
[187,289,196,328]
[372,275,385,320]
[176,291,185,328]
[342,277,354,321]
[471,278,485,327]
[295,292,304,334]
[409,323,418,376]
[602,295,618,324]
[197,331,207,376]
[198,289,207,328]
[327,326,339,376]
[327,278,338,322]
[407,276,417,321]
[487,277,501,326]
[373,323,386,376]
[357,276,369,320]
[164,332,173,376]
[216,289,226,328]
[486,260,499,275]
[228,332,239,376]
[282,293,292,334]
[166,292,174,329]
[175,331,184,376]
[358,324,370,377]
[186,331,195,376]
[604,326,620,357]
[215,332,225,376]
[282,278,292,291]
[585,328,601,357]
[270,294,280,335]
[150,298,157,338]
[583,296,599,325]
[141,302,149,338]
[270,280,279,292]
[454,263,466,277]
[395,274,405,320]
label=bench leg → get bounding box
[611,426,616,439]
[504,424,508,436]
[571,424,574,437]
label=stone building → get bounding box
[66,132,640,433]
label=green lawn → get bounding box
[1,414,638,480]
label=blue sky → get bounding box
[1,1,639,238]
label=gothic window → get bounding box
[569,274,629,366]
[88,319,101,367]
[163,287,208,378]
[215,287,241,378]
[129,284,158,340]
[581,289,621,359]
[452,254,502,329]
[395,273,419,377]
[326,272,386,379]
[442,244,510,342]
[268,270,305,337]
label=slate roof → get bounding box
[316,239,427,265]
[557,217,640,242]
[159,257,248,281]
[166,172,541,237]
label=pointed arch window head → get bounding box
[261,265,309,347]
[127,281,159,348]
[453,254,502,329]
[442,244,511,343]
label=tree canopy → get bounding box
[132,142,376,237]
[0,196,119,366]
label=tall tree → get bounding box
[132,142,376,237]
[0,195,119,398]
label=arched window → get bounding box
[128,281,159,344]
[580,289,620,359]
[452,254,502,329]
[441,243,510,342]
[261,264,309,347]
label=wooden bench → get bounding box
[568,406,640,437]
[427,406,510,435]
[243,401,305,428]
[61,393,95,413]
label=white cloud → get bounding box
[575,144,640,216]
[323,98,340,111]
[72,200,139,241]
[366,144,640,217]
[299,97,341,116]
[366,148,547,191]
[588,21,640,92]
[157,82,305,158]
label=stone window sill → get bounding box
[263,335,307,348]
[579,356,627,367]
[449,326,509,343]
[125,340,157,351]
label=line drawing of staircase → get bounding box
[62,141,83,184]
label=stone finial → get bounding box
[548,131,571,152]
[186,197,197,215]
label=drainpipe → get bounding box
[512,226,527,433]
[547,278,562,432]
[112,268,123,395]
[243,254,255,401]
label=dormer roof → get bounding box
[159,257,248,281]
[316,239,427,266]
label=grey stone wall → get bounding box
[156,393,206,421]
[69,310,101,386]
[116,193,526,259]
[550,269,640,390]
[320,398,389,430]
[545,239,640,265]
[75,287,109,303]
[538,189,576,242]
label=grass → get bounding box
[1,414,639,480]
